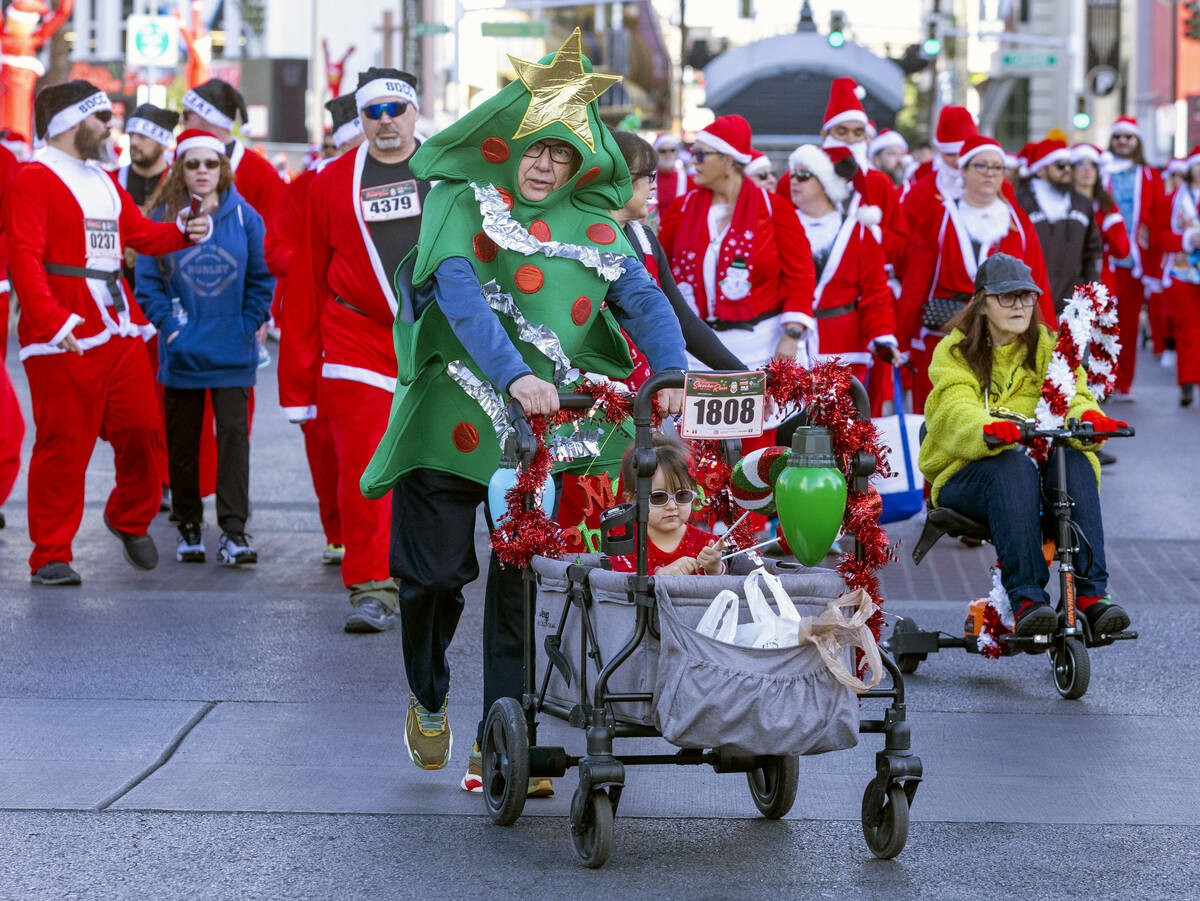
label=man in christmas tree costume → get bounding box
[361,30,687,787]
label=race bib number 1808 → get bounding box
[361,180,421,221]
[680,371,766,440]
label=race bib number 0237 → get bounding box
[681,371,766,440]
[361,180,421,221]
[84,218,121,259]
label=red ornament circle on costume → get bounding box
[575,167,601,188]
[529,220,551,242]
[473,232,498,262]
[496,188,515,208]
[481,138,509,163]
[586,223,616,245]
[452,422,479,452]
[571,296,592,325]
[514,264,544,293]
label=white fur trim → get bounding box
[1028,147,1070,175]
[744,155,771,177]
[695,130,751,165]
[1184,155,1200,173]
[1070,144,1100,165]
[823,109,868,132]
[182,90,234,130]
[957,142,1004,169]
[176,134,225,157]
[355,78,419,111]
[1111,120,1141,138]
[857,204,882,228]
[868,131,907,157]
[46,91,111,139]
[332,117,363,148]
[787,145,848,205]
[281,405,317,422]
[0,53,45,75]
[321,362,397,393]
[127,117,174,147]
[932,138,964,155]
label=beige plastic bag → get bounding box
[794,588,883,692]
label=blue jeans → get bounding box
[937,449,1108,611]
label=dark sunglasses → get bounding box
[648,488,697,507]
[363,101,409,120]
[791,169,814,182]
[691,148,723,163]
[184,158,220,170]
[1050,160,1071,171]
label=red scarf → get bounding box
[669,178,767,321]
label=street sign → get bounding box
[1087,65,1119,98]
[414,22,451,37]
[1000,52,1058,69]
[125,15,180,69]
[481,22,549,38]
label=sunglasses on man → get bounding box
[184,158,221,170]
[363,101,409,120]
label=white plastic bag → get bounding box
[695,589,740,644]
[695,568,803,649]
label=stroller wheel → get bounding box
[746,755,799,818]
[862,782,909,859]
[1051,637,1090,700]
[482,697,529,826]
[570,789,614,869]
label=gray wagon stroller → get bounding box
[481,371,922,867]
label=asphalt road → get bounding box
[1,334,1198,899]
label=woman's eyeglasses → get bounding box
[363,101,409,120]
[523,141,575,164]
[989,291,1038,308]
[184,158,220,170]
[691,148,723,163]
[969,162,1005,176]
[648,488,697,507]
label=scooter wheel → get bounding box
[482,697,529,826]
[571,789,614,869]
[747,755,799,818]
[1051,637,1090,700]
[862,782,909,859]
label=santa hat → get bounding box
[695,114,753,165]
[34,79,112,140]
[1069,142,1102,165]
[1003,154,1020,170]
[355,67,420,112]
[653,133,680,151]
[1110,116,1141,140]
[125,103,178,148]
[175,129,226,158]
[1027,138,1070,174]
[744,148,772,178]
[1185,146,1200,171]
[182,78,248,131]
[866,119,878,140]
[6,0,49,26]
[868,129,907,157]
[823,77,868,132]
[956,135,1004,169]
[787,144,881,229]
[324,93,362,148]
[933,105,977,155]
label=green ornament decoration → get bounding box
[773,425,848,567]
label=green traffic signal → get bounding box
[829,31,846,48]
[1073,112,1091,129]
[922,37,941,56]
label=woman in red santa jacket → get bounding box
[897,136,1054,412]
[786,144,898,404]
[1158,145,1200,407]
[659,114,816,451]
[1071,143,1132,297]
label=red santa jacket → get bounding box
[901,166,1021,241]
[281,143,402,412]
[808,199,897,366]
[230,141,285,224]
[655,168,692,210]
[659,179,816,328]
[1100,163,1165,280]
[2,148,190,361]
[0,142,17,298]
[896,196,1054,349]
[1092,200,1131,276]
[271,166,323,417]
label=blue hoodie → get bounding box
[136,186,275,389]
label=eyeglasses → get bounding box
[658,146,678,154]
[363,101,409,120]
[988,291,1038,308]
[184,158,220,170]
[969,162,1005,176]
[648,488,697,507]
[751,171,774,182]
[631,170,655,181]
[691,148,723,163]
[1050,161,1071,171]
[1111,134,1136,141]
[791,170,813,182]
[523,141,575,164]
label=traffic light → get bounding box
[1073,95,1091,130]
[1187,2,1200,41]
[922,18,941,57]
[828,11,846,48]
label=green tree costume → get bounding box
[361,30,649,498]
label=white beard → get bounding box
[822,135,870,171]
[934,156,964,199]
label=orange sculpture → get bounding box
[0,0,74,144]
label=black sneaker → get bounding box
[1181,384,1195,408]
[31,561,82,586]
[104,514,159,571]
[344,597,396,633]
[0,510,6,529]
[1081,597,1131,635]
[218,531,257,566]
[1013,601,1057,637]
[176,523,206,563]
[1095,448,1117,466]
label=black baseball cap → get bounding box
[975,253,1039,295]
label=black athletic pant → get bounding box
[390,467,527,748]
[163,386,250,532]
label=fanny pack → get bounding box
[921,294,970,333]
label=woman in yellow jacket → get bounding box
[918,253,1132,638]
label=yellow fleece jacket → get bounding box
[919,326,1102,507]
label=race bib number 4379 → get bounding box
[361,180,421,221]
[84,218,121,259]
[681,371,766,440]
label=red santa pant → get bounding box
[301,409,343,546]
[1170,281,1200,386]
[317,376,391,587]
[23,336,163,572]
[1148,285,1175,356]
[1110,266,1144,394]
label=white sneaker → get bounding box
[1161,350,1177,368]
[176,523,205,563]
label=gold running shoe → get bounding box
[461,742,554,797]
[405,694,452,770]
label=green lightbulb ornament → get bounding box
[773,424,847,566]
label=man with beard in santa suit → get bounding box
[1,80,212,585]
[270,92,364,568]
[284,68,432,632]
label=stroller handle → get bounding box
[505,393,598,468]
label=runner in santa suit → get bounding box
[1,81,213,584]
[284,68,431,632]
[1071,143,1132,296]
[896,136,1054,412]
[269,93,364,568]
[0,138,20,530]
[901,105,981,236]
[652,133,692,211]
[787,144,898,402]
[1157,144,1200,407]
[1100,116,1167,400]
